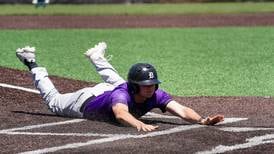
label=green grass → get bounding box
[1,27,274,96]
[1,2,274,15]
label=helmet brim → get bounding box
[131,79,161,86]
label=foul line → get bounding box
[142,112,180,119]
[0,119,85,133]
[2,131,117,137]
[0,83,39,94]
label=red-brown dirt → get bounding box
[1,13,274,29]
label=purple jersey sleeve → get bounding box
[154,89,172,113]
[109,89,130,107]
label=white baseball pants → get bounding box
[31,57,125,118]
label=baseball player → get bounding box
[16,42,224,132]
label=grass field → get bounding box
[1,27,274,96]
[0,2,274,15]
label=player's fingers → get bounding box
[217,116,224,123]
[149,125,159,131]
[141,125,158,132]
[142,127,148,132]
[212,115,224,122]
[137,125,142,132]
[204,117,211,124]
[202,117,215,125]
[144,126,153,132]
[216,115,224,122]
[208,115,224,125]
[146,127,151,132]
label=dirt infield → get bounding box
[1,13,274,29]
[1,66,274,153]
[1,13,274,153]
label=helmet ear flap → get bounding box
[133,84,140,93]
[155,84,159,90]
[128,83,140,94]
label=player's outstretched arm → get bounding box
[166,100,224,125]
[112,103,159,132]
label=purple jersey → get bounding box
[82,83,172,121]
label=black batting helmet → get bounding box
[127,63,161,93]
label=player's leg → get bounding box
[16,47,63,113]
[85,42,126,87]
[16,46,85,118]
[32,67,111,118]
[31,67,70,115]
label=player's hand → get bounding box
[137,122,159,132]
[200,114,224,125]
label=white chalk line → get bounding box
[0,119,85,133]
[19,118,245,154]
[3,132,117,137]
[142,112,180,119]
[196,133,274,154]
[0,83,39,94]
[219,127,274,133]
[218,117,248,125]
[19,135,133,154]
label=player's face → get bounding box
[139,85,156,98]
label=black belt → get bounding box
[80,95,96,113]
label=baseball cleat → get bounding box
[84,42,107,61]
[16,46,36,64]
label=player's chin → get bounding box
[144,92,154,98]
